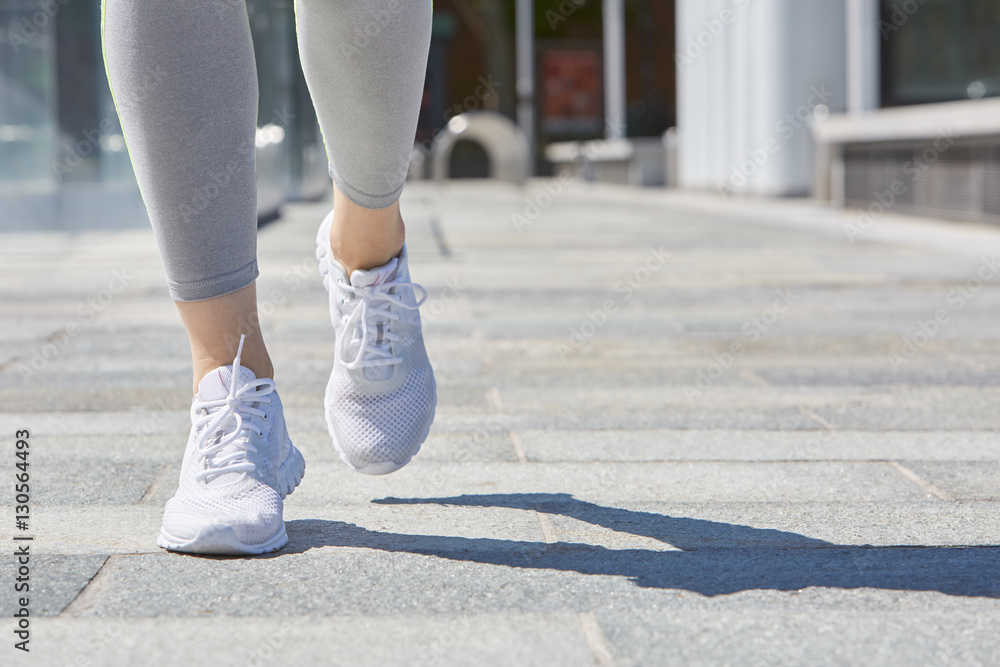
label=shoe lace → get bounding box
[192,334,274,483]
[337,276,428,370]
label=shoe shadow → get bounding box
[277,493,1000,598]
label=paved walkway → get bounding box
[2,181,999,665]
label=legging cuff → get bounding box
[330,164,405,210]
[167,260,259,302]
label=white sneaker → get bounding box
[316,211,437,475]
[157,336,306,555]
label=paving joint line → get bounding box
[739,368,768,386]
[137,464,172,505]
[885,460,956,502]
[60,554,120,617]
[485,387,502,414]
[797,406,837,431]
[481,354,495,372]
[504,386,557,544]
[508,430,527,463]
[578,611,616,667]
[535,511,558,544]
[0,356,19,373]
[945,353,987,372]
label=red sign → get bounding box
[542,49,602,135]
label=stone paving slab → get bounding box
[12,503,547,556]
[44,546,1000,618]
[904,461,1000,500]
[0,614,595,667]
[0,555,106,616]
[187,460,928,505]
[11,342,1000,388]
[596,607,1000,667]
[12,388,1000,436]
[19,500,1000,558]
[516,429,1000,462]
[0,459,162,506]
[23,427,999,465]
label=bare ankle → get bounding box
[329,221,404,276]
[175,283,275,395]
[329,185,405,276]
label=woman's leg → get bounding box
[295,0,432,273]
[102,0,303,557]
[102,0,271,390]
[297,0,436,475]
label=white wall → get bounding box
[676,0,848,196]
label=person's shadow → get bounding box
[278,493,1000,598]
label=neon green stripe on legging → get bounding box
[99,0,148,207]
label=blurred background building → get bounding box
[815,0,1000,223]
[0,0,329,230]
[679,0,1000,223]
[1,0,998,231]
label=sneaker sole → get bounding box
[277,442,307,498]
[158,440,306,556]
[316,211,437,476]
[157,523,288,556]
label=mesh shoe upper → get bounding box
[161,482,281,546]
[325,334,435,468]
[317,211,437,472]
[160,343,299,549]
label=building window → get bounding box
[880,0,1000,107]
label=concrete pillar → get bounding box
[516,0,535,174]
[846,0,880,114]
[676,0,847,196]
[603,0,627,139]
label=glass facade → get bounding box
[0,0,327,232]
[881,0,1000,107]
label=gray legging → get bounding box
[101,0,431,301]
